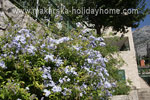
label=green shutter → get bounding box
[118,70,126,81]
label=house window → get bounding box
[104,37,130,51]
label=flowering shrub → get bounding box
[0,24,129,100]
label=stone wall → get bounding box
[111,89,150,100]
[111,90,139,100]
[104,28,142,89]
[0,0,46,35]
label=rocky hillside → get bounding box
[133,26,150,57]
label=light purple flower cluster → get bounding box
[52,86,62,92]
[47,37,70,45]
[41,66,63,96]
[44,55,64,67]
[66,30,115,96]
[41,28,114,97]
[64,66,78,75]
[0,27,115,98]
[2,28,37,56]
[0,61,6,69]
[43,89,51,97]
[59,76,71,84]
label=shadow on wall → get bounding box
[104,37,130,51]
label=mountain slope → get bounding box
[133,26,150,57]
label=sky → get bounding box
[135,0,150,29]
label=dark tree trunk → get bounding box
[95,25,102,36]
[0,0,3,10]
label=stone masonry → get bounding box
[0,0,48,35]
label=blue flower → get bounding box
[82,83,87,89]
[106,90,112,96]
[67,78,70,82]
[44,54,54,62]
[112,82,116,87]
[81,29,90,34]
[96,37,104,41]
[59,78,63,84]
[0,61,6,69]
[56,23,62,30]
[27,45,36,54]
[87,58,93,64]
[80,93,83,97]
[52,86,62,93]
[43,89,51,97]
[76,22,83,28]
[14,35,26,44]
[40,44,46,48]
[104,81,112,88]
[64,66,70,74]
[25,87,29,90]
[73,45,82,51]
[18,29,30,34]
[45,81,55,87]
[42,74,48,79]
[58,37,70,44]
[54,58,64,66]
[100,42,106,47]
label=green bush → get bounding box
[0,23,130,100]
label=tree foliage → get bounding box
[62,0,150,35]
[10,0,150,35]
